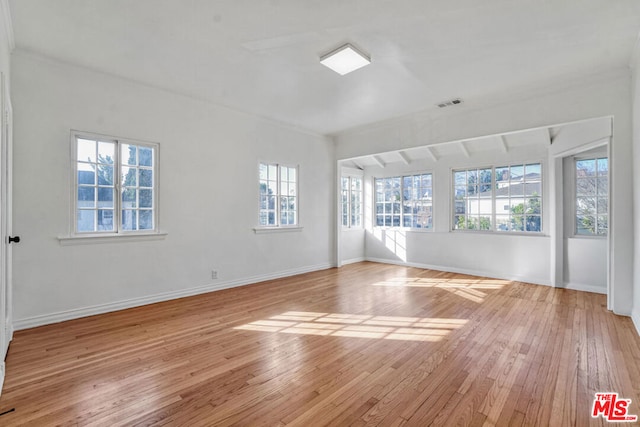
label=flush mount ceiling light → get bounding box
[320,43,371,75]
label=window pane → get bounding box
[495,167,508,183]
[268,165,277,180]
[122,167,137,186]
[78,163,95,185]
[77,210,95,232]
[597,215,608,235]
[525,163,541,179]
[576,197,596,215]
[98,209,114,231]
[122,188,137,208]
[97,188,113,208]
[511,215,524,232]
[526,215,541,232]
[98,141,114,164]
[510,165,524,181]
[577,216,595,235]
[260,164,268,180]
[576,159,596,177]
[454,171,466,186]
[139,189,153,208]
[526,197,541,215]
[77,139,96,162]
[576,178,596,196]
[280,167,288,182]
[597,177,608,196]
[479,216,491,230]
[597,158,608,176]
[139,169,153,188]
[97,165,113,186]
[78,187,95,208]
[139,210,153,230]
[288,167,296,183]
[597,198,608,215]
[495,215,510,231]
[122,210,137,230]
[495,198,510,216]
[121,144,137,166]
[139,147,153,167]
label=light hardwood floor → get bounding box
[1,262,639,426]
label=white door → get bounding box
[0,72,13,387]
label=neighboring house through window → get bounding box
[74,132,158,234]
[374,173,433,229]
[453,163,542,232]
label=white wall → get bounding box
[11,51,335,327]
[632,42,640,334]
[336,69,634,316]
[362,144,551,285]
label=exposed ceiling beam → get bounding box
[397,151,411,165]
[351,160,364,170]
[372,155,386,168]
[426,146,438,162]
[500,136,509,153]
[459,141,470,158]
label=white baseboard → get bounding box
[560,281,607,295]
[632,309,640,337]
[365,257,550,287]
[13,263,333,331]
[341,257,365,265]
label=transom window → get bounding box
[74,133,158,234]
[259,163,298,227]
[453,163,542,233]
[341,176,363,228]
[375,173,433,229]
[575,157,608,236]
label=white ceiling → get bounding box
[8,0,640,135]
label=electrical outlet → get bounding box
[211,270,218,280]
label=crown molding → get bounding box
[0,0,14,52]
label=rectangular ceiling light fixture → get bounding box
[320,43,371,75]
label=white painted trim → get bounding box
[0,361,4,397]
[341,257,365,265]
[0,0,14,52]
[632,309,640,337]
[58,232,168,246]
[253,226,303,234]
[560,282,607,295]
[365,257,550,287]
[13,263,333,331]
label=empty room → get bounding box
[0,0,640,426]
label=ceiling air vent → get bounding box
[437,98,463,108]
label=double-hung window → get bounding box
[453,163,542,232]
[259,163,298,227]
[374,173,433,229]
[74,132,158,234]
[575,157,608,236]
[341,176,363,228]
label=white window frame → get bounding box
[373,172,434,230]
[574,155,608,237]
[70,131,160,237]
[341,175,363,229]
[452,162,543,234]
[257,162,299,229]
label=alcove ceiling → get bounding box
[9,0,640,135]
[341,117,612,169]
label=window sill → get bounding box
[372,227,434,233]
[450,229,547,237]
[253,226,303,234]
[58,231,168,246]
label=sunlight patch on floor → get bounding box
[234,311,468,342]
[371,276,509,303]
